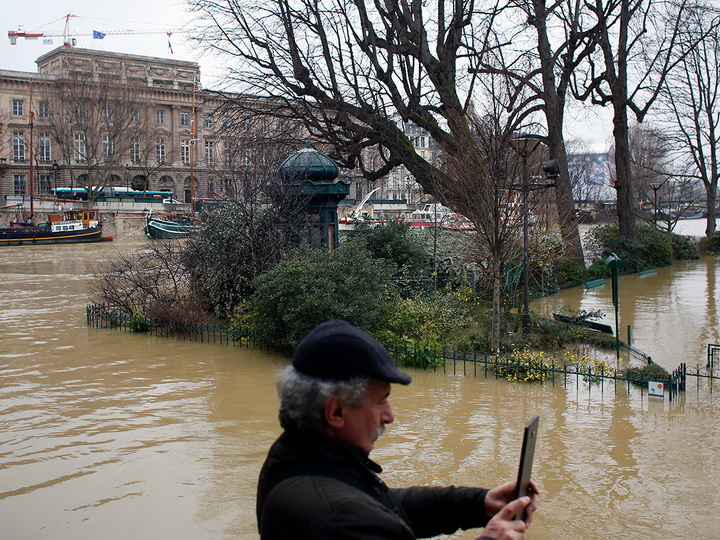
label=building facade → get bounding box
[1,47,437,219]
[0,47,226,205]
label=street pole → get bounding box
[511,133,545,337]
[650,183,661,229]
[605,253,626,365]
[522,155,531,336]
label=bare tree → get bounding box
[574,0,715,240]
[91,240,213,326]
[441,85,559,350]
[203,95,306,199]
[43,72,139,200]
[566,138,603,205]
[476,0,601,262]
[628,123,670,202]
[189,0,535,241]
[656,5,720,237]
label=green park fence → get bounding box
[86,304,262,348]
[87,304,719,400]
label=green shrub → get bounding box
[668,233,700,260]
[374,289,472,357]
[586,260,611,279]
[347,221,428,278]
[587,222,677,271]
[555,258,588,284]
[244,240,394,347]
[128,309,153,333]
[491,349,553,382]
[625,363,671,386]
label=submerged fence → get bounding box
[86,304,263,348]
[87,304,719,400]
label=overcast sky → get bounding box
[2,0,217,78]
[3,0,612,151]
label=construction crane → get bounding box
[8,13,181,47]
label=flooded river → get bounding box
[1,228,719,539]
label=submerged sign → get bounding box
[649,381,665,398]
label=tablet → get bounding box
[514,415,539,520]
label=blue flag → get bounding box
[93,30,106,39]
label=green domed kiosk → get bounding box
[276,142,350,250]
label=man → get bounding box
[257,320,538,539]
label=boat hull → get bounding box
[144,217,198,239]
[553,313,614,334]
[0,225,103,246]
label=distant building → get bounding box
[567,152,615,204]
[0,47,438,217]
[0,48,208,202]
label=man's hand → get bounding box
[479,497,533,539]
[484,480,538,524]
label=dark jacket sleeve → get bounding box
[391,486,490,538]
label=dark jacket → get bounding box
[257,430,491,539]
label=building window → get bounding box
[38,132,52,162]
[102,105,113,120]
[102,134,113,159]
[12,131,26,162]
[131,108,140,122]
[180,112,190,126]
[12,99,24,116]
[130,137,140,163]
[204,140,215,166]
[38,101,50,118]
[14,174,26,194]
[260,118,269,133]
[156,109,166,124]
[39,175,52,194]
[181,139,190,165]
[207,178,215,197]
[74,104,85,118]
[156,137,166,162]
[74,133,86,162]
[204,115,214,129]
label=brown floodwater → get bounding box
[1,231,718,539]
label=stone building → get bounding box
[0,47,214,203]
[0,47,436,219]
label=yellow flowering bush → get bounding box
[491,348,553,382]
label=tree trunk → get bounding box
[491,257,502,352]
[531,0,584,262]
[706,181,717,237]
[612,103,637,240]
[548,137,584,261]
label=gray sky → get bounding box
[3,1,207,76]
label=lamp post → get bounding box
[649,182,662,228]
[510,134,544,336]
[51,160,60,191]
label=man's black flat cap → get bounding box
[293,320,411,385]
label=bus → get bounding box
[52,187,175,202]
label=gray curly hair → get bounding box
[277,366,369,432]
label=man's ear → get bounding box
[323,395,345,429]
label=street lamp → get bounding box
[51,160,60,191]
[649,182,662,228]
[510,134,559,336]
